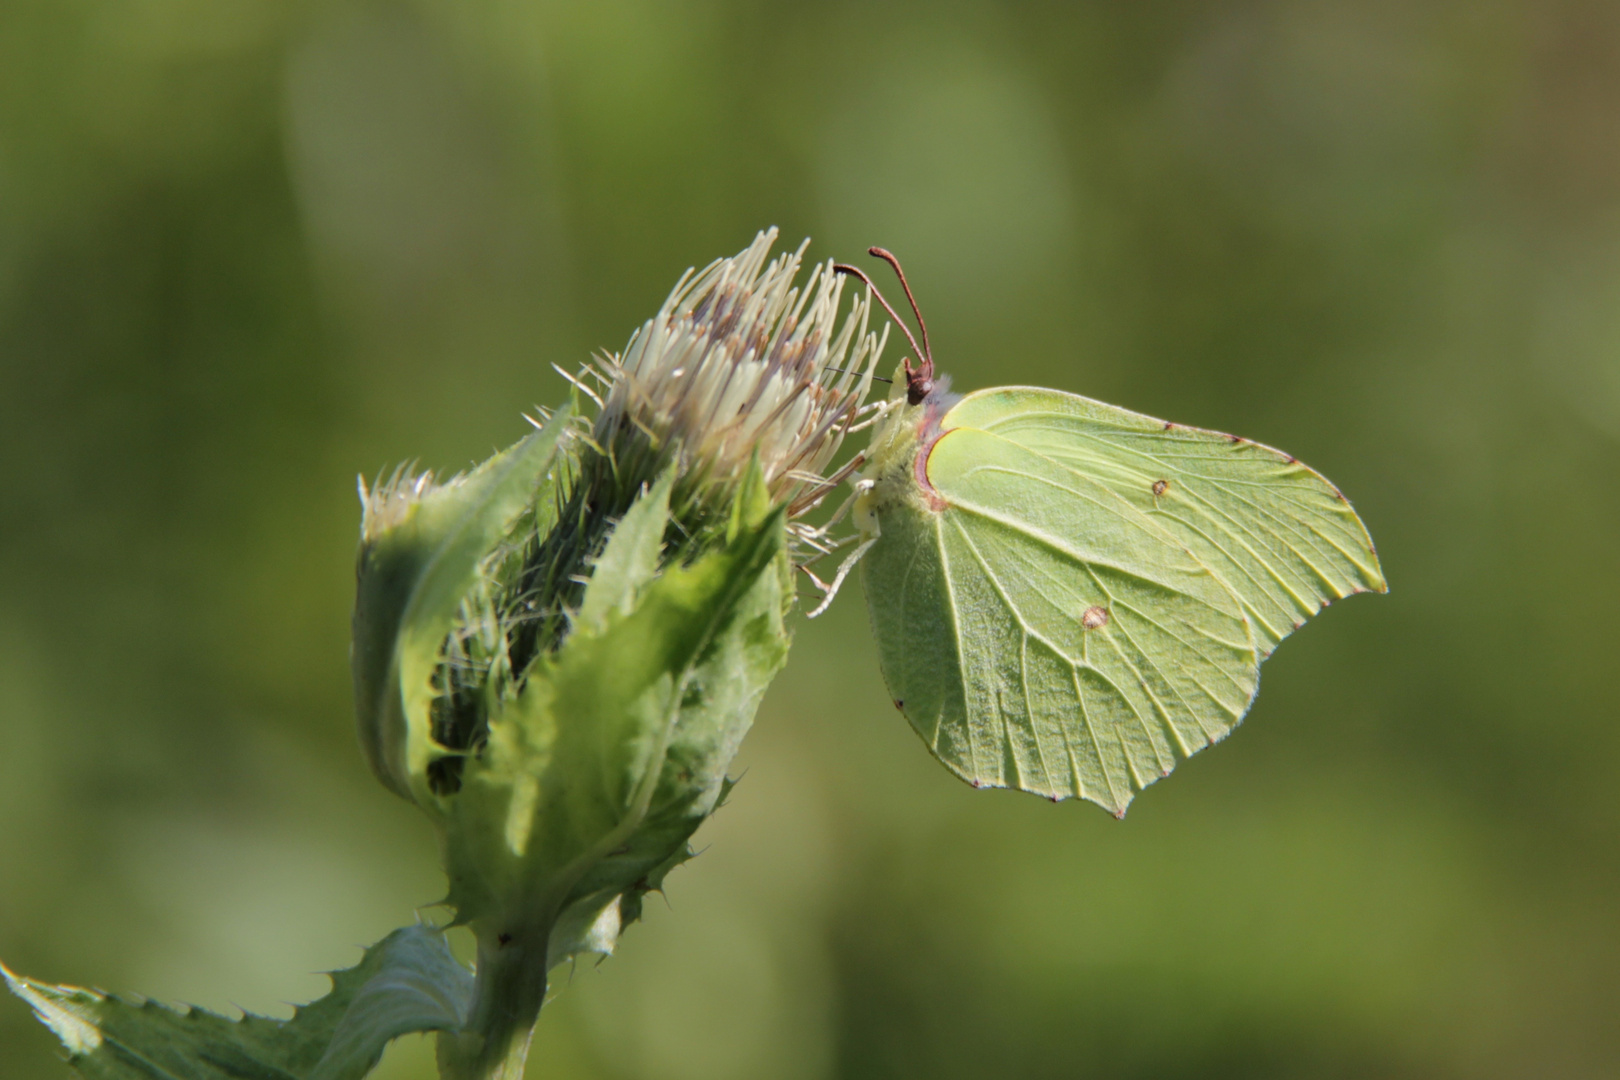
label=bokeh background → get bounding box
[3,1,1619,1077]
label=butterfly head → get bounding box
[835,247,938,408]
[903,355,935,407]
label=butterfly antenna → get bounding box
[867,247,931,364]
[833,262,927,366]
[827,366,892,383]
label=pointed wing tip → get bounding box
[1361,549,1389,595]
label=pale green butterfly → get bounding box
[824,250,1386,818]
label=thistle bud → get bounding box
[349,230,886,1076]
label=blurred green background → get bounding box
[3,1,1618,1077]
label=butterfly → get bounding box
[827,250,1386,818]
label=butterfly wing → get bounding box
[859,385,1385,816]
[943,388,1388,656]
[862,423,1259,817]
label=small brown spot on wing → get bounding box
[1082,605,1110,630]
[893,699,905,710]
[1151,479,1169,497]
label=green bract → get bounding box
[352,414,574,808]
[353,444,793,1075]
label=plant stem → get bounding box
[437,929,550,1080]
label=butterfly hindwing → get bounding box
[863,422,1259,816]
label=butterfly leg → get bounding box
[799,563,832,590]
[805,533,879,619]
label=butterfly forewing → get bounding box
[865,424,1259,816]
[944,388,1387,656]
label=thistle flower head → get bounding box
[346,232,891,1071]
[580,227,889,533]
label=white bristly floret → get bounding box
[586,229,889,533]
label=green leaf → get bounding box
[3,925,473,1080]
[352,408,572,805]
[575,468,674,635]
[441,501,791,936]
[534,502,788,904]
[430,499,792,1075]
